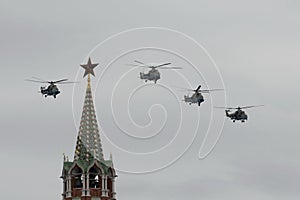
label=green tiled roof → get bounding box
[63,161,73,172]
[63,159,113,173]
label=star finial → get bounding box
[80,57,99,78]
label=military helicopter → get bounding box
[215,105,264,122]
[129,60,182,83]
[26,77,77,98]
[175,85,223,106]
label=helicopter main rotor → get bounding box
[128,60,182,69]
[173,85,224,93]
[25,77,78,85]
[215,105,264,110]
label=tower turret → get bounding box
[61,58,117,200]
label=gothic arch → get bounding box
[107,167,117,178]
[88,164,103,189]
[70,164,84,190]
[87,161,104,174]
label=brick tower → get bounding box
[61,58,117,200]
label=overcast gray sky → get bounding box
[1,0,300,200]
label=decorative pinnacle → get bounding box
[80,57,99,78]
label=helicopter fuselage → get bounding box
[140,68,160,83]
[41,84,60,98]
[26,77,74,99]
[225,109,248,122]
[184,92,204,106]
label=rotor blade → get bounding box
[240,105,264,109]
[178,88,194,92]
[199,91,210,93]
[127,64,150,68]
[214,106,237,110]
[134,60,145,65]
[194,85,201,92]
[126,63,145,67]
[134,60,149,66]
[199,89,224,92]
[159,67,182,69]
[56,81,79,84]
[31,76,48,82]
[25,79,48,83]
[171,85,193,91]
[53,79,68,84]
[155,62,172,68]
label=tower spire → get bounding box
[74,58,103,162]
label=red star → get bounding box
[80,57,99,77]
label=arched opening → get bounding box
[70,165,83,197]
[88,165,103,196]
[89,166,101,188]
